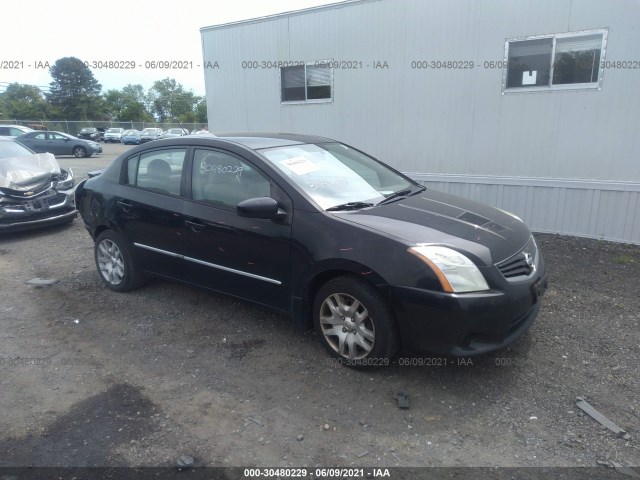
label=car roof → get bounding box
[213,132,334,149]
[138,132,333,150]
[112,133,337,164]
[25,130,68,135]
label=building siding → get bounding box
[201,0,640,243]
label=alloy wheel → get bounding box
[96,239,125,285]
[319,293,375,359]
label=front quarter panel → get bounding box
[290,209,444,329]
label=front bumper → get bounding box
[0,190,77,232]
[0,209,77,232]
[387,273,548,356]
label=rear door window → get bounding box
[126,148,187,196]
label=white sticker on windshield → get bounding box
[279,156,321,176]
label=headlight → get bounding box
[408,245,490,293]
[55,168,75,190]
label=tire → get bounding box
[73,146,87,158]
[94,230,143,292]
[313,275,398,366]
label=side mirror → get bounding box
[237,197,285,220]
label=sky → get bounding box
[1,0,340,97]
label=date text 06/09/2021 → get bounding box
[243,467,392,478]
[325,356,475,367]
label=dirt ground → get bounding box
[0,144,638,475]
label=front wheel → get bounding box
[313,276,398,366]
[73,146,87,158]
[94,230,143,292]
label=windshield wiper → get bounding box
[326,201,374,211]
[377,185,426,205]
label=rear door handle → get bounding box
[185,219,205,232]
[117,200,132,212]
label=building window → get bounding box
[503,29,607,93]
[281,63,332,103]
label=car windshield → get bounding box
[107,128,119,133]
[259,142,414,210]
[0,140,33,159]
[124,130,138,135]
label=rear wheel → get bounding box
[94,230,143,292]
[313,276,398,366]
[73,146,87,158]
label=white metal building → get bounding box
[200,0,640,244]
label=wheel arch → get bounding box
[291,264,391,331]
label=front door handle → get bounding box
[117,200,132,212]
[185,219,205,233]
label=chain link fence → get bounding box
[0,120,208,135]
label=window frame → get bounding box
[501,28,608,94]
[123,147,188,197]
[189,148,275,212]
[280,61,333,105]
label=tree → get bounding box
[0,83,49,119]
[147,78,198,122]
[46,57,102,120]
[195,97,208,123]
[104,84,153,122]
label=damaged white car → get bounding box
[0,137,76,232]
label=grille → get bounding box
[2,192,68,213]
[497,238,538,279]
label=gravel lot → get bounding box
[0,144,638,474]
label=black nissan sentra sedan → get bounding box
[76,133,547,366]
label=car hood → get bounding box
[332,189,531,265]
[0,152,61,192]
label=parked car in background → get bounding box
[193,128,214,136]
[78,127,101,142]
[16,131,102,158]
[121,129,142,145]
[104,128,125,143]
[0,137,76,232]
[164,128,190,139]
[0,125,34,138]
[139,128,164,143]
[75,133,547,365]
[97,127,107,141]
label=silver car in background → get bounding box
[140,128,164,143]
[0,137,76,232]
[104,128,125,143]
